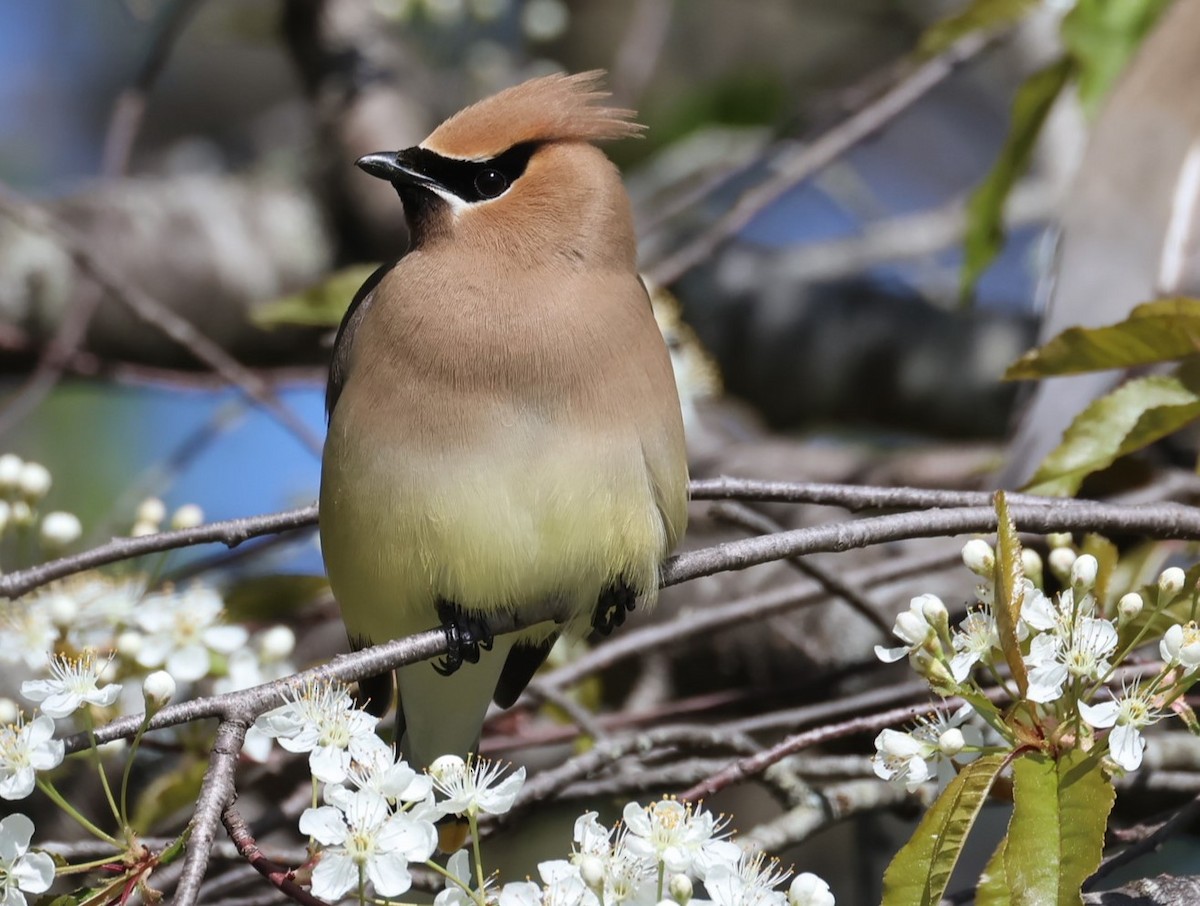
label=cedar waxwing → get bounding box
[319,72,689,772]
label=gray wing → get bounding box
[326,260,395,420]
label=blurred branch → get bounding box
[101,0,204,176]
[0,183,324,455]
[610,0,675,108]
[646,30,998,285]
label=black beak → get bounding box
[356,150,430,186]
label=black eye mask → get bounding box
[403,142,538,203]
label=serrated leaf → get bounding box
[961,59,1073,301]
[252,264,379,329]
[993,492,1029,697]
[1005,750,1114,905]
[1022,372,1200,497]
[132,755,208,832]
[881,754,1007,906]
[223,573,330,623]
[1006,300,1200,379]
[976,835,1012,906]
[1061,0,1172,115]
[917,0,1039,56]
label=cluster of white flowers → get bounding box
[0,453,81,552]
[254,683,835,906]
[874,537,1199,782]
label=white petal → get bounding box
[1109,724,1146,772]
[501,881,544,906]
[310,851,358,900]
[0,768,35,800]
[1079,700,1119,729]
[38,690,82,718]
[87,685,123,708]
[0,814,35,852]
[621,802,651,835]
[479,766,525,814]
[368,852,414,897]
[18,679,55,703]
[167,644,211,682]
[12,850,55,894]
[309,745,350,783]
[299,807,348,846]
[874,644,909,663]
[1026,663,1068,703]
[203,625,250,654]
[135,635,173,668]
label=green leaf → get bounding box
[881,754,1008,906]
[976,835,1012,906]
[132,755,209,832]
[993,492,1029,697]
[1004,750,1115,905]
[961,59,1073,300]
[1062,0,1172,115]
[917,0,1039,56]
[1022,371,1200,496]
[252,264,379,329]
[223,573,330,623]
[1005,300,1200,379]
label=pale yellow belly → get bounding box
[319,418,668,650]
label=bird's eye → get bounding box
[474,169,508,199]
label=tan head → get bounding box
[356,71,643,269]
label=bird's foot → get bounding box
[593,580,636,636]
[434,600,495,676]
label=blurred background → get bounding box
[4,0,1200,901]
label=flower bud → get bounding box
[17,462,52,500]
[961,539,995,577]
[170,504,204,530]
[1021,549,1044,588]
[428,754,466,782]
[10,501,32,526]
[1159,567,1187,600]
[938,728,966,756]
[1048,547,1076,582]
[0,697,18,724]
[668,873,693,905]
[116,630,143,658]
[136,497,166,527]
[142,671,176,709]
[579,855,606,893]
[40,511,81,547]
[0,454,22,490]
[919,594,949,633]
[1117,592,1143,623]
[45,593,78,626]
[1047,532,1073,549]
[789,873,835,906]
[259,625,296,661]
[1070,554,1098,592]
[131,521,159,538]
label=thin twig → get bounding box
[645,30,996,285]
[0,505,318,599]
[687,477,1062,510]
[0,183,324,456]
[222,804,328,906]
[101,0,204,176]
[708,500,892,634]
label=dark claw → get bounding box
[434,600,494,676]
[593,580,636,636]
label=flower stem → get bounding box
[56,854,124,876]
[83,712,123,828]
[469,812,487,905]
[119,709,156,832]
[38,777,121,846]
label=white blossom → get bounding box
[872,729,935,792]
[0,603,57,671]
[325,745,434,814]
[949,608,999,682]
[436,849,492,906]
[621,799,738,880]
[1160,622,1200,673]
[874,596,940,664]
[0,814,55,905]
[300,789,437,900]
[134,585,247,682]
[0,715,63,800]
[788,873,834,906]
[255,680,387,783]
[1025,617,1118,704]
[430,754,526,818]
[1080,686,1164,772]
[701,853,790,906]
[21,652,121,718]
[39,511,81,547]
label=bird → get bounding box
[319,71,689,775]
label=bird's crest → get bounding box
[422,70,643,160]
